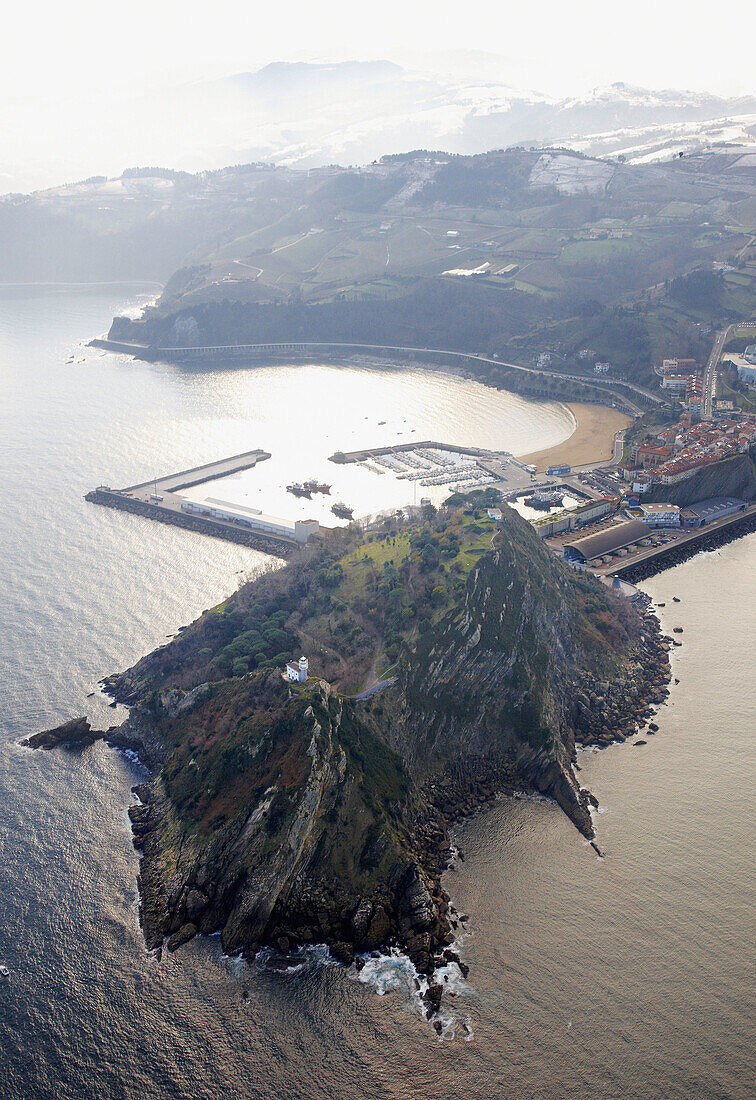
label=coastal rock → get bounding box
[330,942,355,966]
[22,716,98,750]
[422,981,444,1016]
[167,922,197,951]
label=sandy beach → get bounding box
[517,402,631,469]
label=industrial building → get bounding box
[679,497,748,528]
[532,497,616,538]
[181,497,320,543]
[563,519,650,564]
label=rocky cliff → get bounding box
[644,446,756,507]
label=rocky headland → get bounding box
[26,498,671,1010]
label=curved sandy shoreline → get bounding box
[517,402,631,470]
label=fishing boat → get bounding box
[331,502,354,519]
[286,483,312,498]
[0,965,9,977]
[303,478,331,494]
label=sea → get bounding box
[0,285,753,1100]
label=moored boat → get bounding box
[303,478,331,494]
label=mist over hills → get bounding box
[2,58,755,194]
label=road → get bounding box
[117,338,661,416]
[606,503,754,577]
[702,326,731,419]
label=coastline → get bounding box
[516,402,632,469]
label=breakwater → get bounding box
[617,509,756,582]
[126,449,270,493]
[85,490,292,557]
[330,440,507,463]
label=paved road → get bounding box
[702,326,730,419]
[351,678,396,701]
[97,337,661,416]
[605,504,754,576]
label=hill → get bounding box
[28,498,671,994]
[6,145,756,392]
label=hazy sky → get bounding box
[0,0,753,193]
[3,0,754,102]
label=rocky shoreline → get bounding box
[21,604,671,1017]
[20,505,680,1022]
[571,606,672,747]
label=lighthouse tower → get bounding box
[298,656,309,682]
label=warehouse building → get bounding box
[180,497,320,543]
[679,497,747,528]
[563,519,650,564]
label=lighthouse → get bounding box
[285,655,309,683]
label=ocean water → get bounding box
[0,286,754,1099]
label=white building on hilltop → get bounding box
[285,656,309,683]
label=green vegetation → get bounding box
[91,147,756,397]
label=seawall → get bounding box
[85,490,292,557]
[615,509,756,582]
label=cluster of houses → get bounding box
[659,358,705,413]
[619,414,756,491]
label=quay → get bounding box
[546,502,755,582]
[125,449,271,493]
[86,449,320,552]
[607,505,756,581]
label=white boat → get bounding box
[0,965,9,977]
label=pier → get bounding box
[86,448,319,553]
[125,449,271,493]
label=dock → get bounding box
[86,448,318,554]
[126,449,271,493]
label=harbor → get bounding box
[85,436,621,553]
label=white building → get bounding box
[639,503,681,527]
[180,497,319,544]
[661,375,689,393]
[285,656,309,683]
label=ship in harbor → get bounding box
[303,478,331,495]
[331,501,354,519]
[286,483,312,498]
